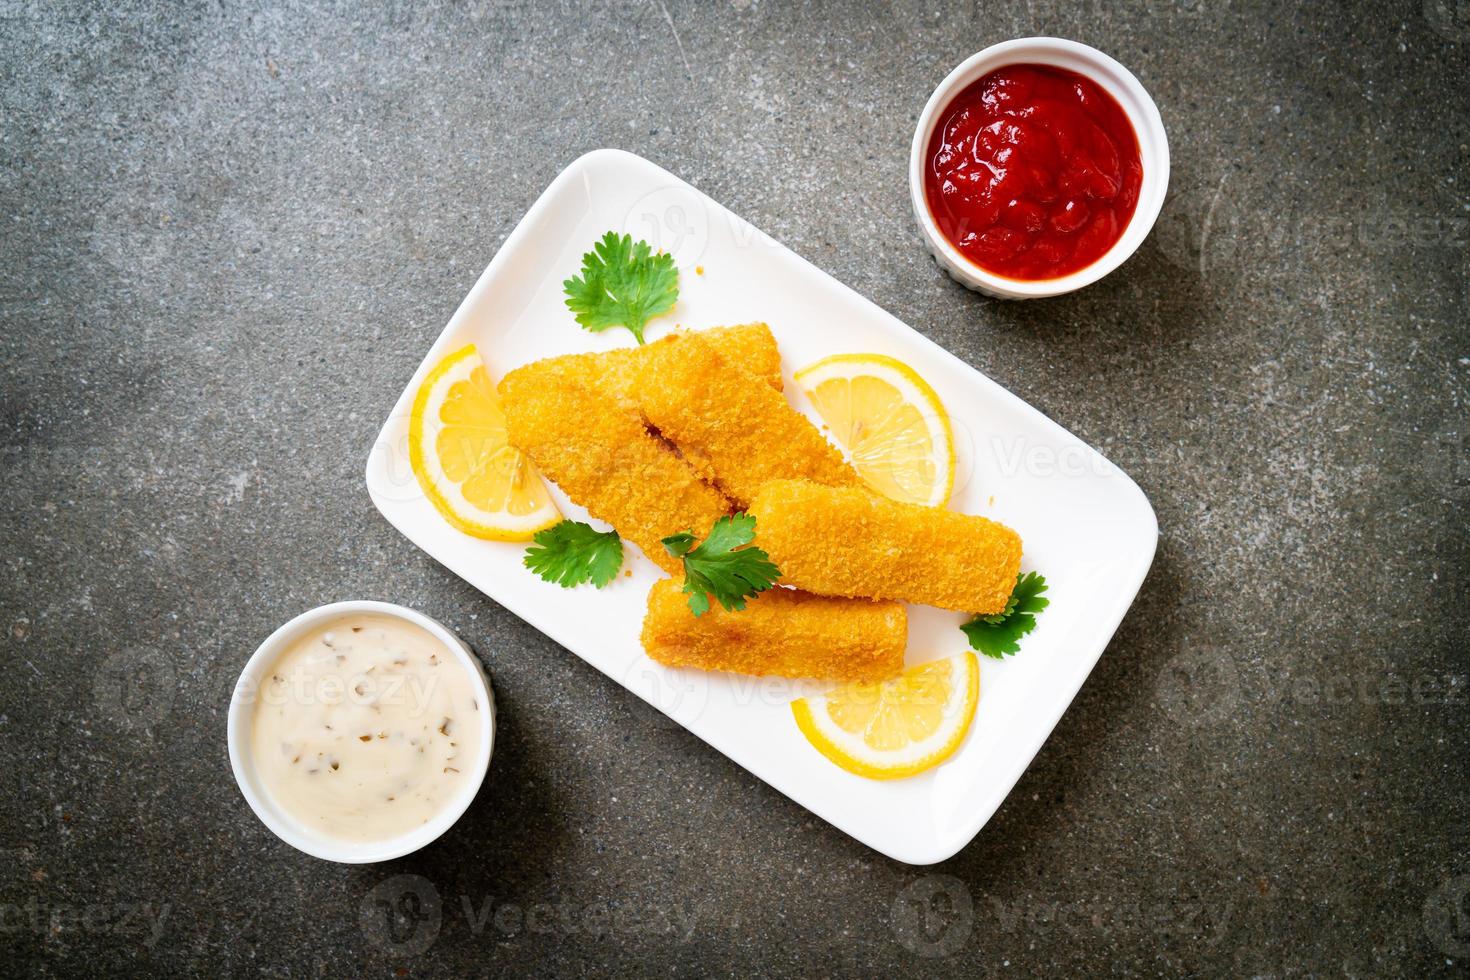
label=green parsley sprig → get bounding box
[960,572,1049,659]
[524,520,624,588]
[563,231,679,345]
[662,513,781,617]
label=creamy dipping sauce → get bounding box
[249,613,482,842]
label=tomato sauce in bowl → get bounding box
[923,63,1143,282]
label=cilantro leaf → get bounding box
[661,513,781,616]
[563,231,679,345]
[961,572,1049,659]
[660,530,697,559]
[524,520,624,588]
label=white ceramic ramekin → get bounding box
[227,600,495,863]
[909,37,1170,299]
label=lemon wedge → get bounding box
[408,344,560,540]
[793,353,955,507]
[791,652,979,780]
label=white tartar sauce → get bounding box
[250,613,482,842]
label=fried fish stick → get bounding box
[635,331,858,507]
[750,479,1023,614]
[499,354,730,575]
[576,322,784,414]
[640,579,906,682]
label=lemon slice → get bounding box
[791,652,979,780]
[794,353,955,507]
[408,344,560,540]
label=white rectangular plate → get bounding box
[365,149,1157,865]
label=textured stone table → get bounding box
[2,1,1466,975]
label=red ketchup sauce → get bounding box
[924,64,1143,281]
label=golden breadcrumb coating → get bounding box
[572,323,783,413]
[749,479,1023,614]
[635,331,857,507]
[640,579,906,682]
[701,322,783,391]
[497,325,778,573]
[499,353,730,575]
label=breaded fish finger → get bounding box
[499,354,730,575]
[640,579,906,682]
[576,322,784,414]
[750,479,1023,614]
[636,331,857,507]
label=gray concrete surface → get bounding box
[2,0,1467,975]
